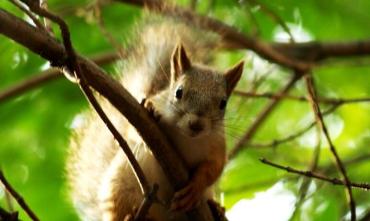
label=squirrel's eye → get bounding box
[219,98,227,110]
[175,87,183,99]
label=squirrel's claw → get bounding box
[170,180,203,212]
[141,98,161,121]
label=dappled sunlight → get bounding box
[11,51,28,69]
[69,114,86,129]
[226,182,296,221]
[298,114,344,149]
[273,8,313,43]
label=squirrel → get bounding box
[66,15,244,221]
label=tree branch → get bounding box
[118,0,370,65]
[0,51,119,103]
[288,117,321,221]
[272,40,370,62]
[116,0,311,72]
[304,74,356,221]
[249,104,339,149]
[9,0,46,32]
[245,0,295,43]
[228,74,301,159]
[234,90,370,105]
[324,153,370,175]
[260,158,370,191]
[0,170,40,221]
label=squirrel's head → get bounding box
[166,43,244,138]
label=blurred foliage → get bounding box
[0,0,369,220]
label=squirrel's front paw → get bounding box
[141,98,161,121]
[170,180,204,212]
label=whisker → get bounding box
[156,58,170,82]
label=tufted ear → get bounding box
[170,43,191,81]
[224,60,244,96]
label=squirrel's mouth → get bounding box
[174,126,204,138]
[186,128,207,138]
[174,116,208,138]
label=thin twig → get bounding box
[304,74,356,220]
[248,65,275,93]
[245,0,295,43]
[40,0,54,34]
[248,104,339,148]
[242,1,260,37]
[260,158,370,190]
[228,74,301,159]
[9,0,47,32]
[235,90,369,149]
[0,69,59,103]
[324,153,370,175]
[234,90,370,104]
[92,1,126,58]
[0,51,119,103]
[20,0,82,73]
[0,170,40,221]
[288,119,321,221]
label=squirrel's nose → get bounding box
[188,120,204,133]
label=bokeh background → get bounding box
[0,0,369,220]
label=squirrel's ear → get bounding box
[224,60,244,96]
[171,43,191,80]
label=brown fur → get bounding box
[67,17,243,221]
